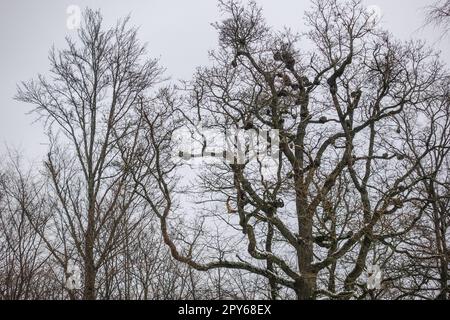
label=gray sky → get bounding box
[0,0,448,163]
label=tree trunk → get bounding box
[83,200,96,300]
[295,273,316,300]
[296,181,316,300]
[83,243,96,300]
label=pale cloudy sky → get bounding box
[0,0,448,162]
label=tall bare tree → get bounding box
[5,0,449,301]
[15,9,163,299]
[136,0,449,300]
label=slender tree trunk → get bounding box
[266,222,278,300]
[83,242,96,299]
[83,199,96,300]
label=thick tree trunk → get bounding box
[295,275,316,300]
[295,178,316,300]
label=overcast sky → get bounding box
[0,0,448,163]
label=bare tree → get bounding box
[384,79,450,299]
[136,0,449,300]
[425,0,450,36]
[15,9,163,299]
[5,0,449,301]
[0,153,61,299]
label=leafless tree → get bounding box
[15,9,163,299]
[6,0,449,301]
[136,0,449,300]
[0,153,61,299]
[425,0,450,36]
[380,78,450,300]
